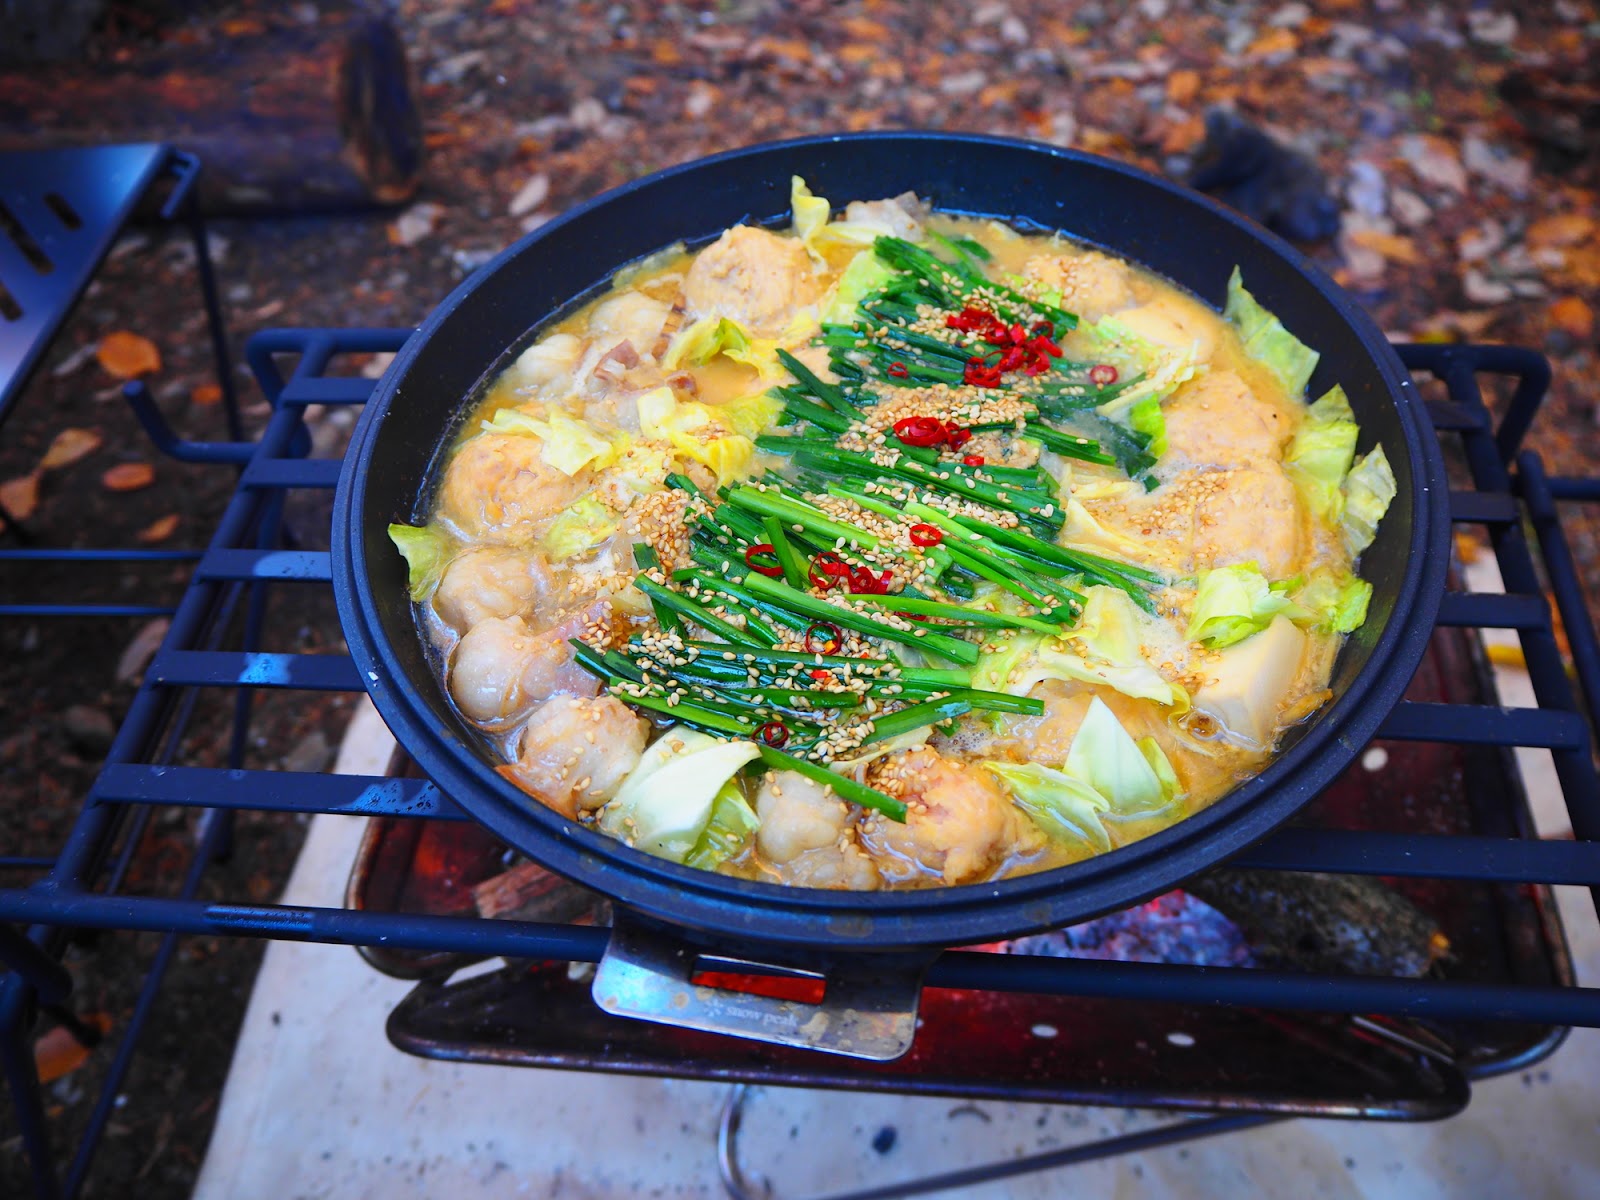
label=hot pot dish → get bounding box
[386,179,1397,893]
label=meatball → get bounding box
[841,194,926,240]
[507,332,584,397]
[437,433,589,546]
[995,686,1093,766]
[448,604,609,726]
[1162,371,1289,471]
[860,748,1029,885]
[588,290,672,360]
[511,695,649,820]
[432,547,561,634]
[755,770,880,891]
[1191,464,1303,579]
[1023,250,1137,321]
[684,225,820,336]
[1112,295,1220,363]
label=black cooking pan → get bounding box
[333,133,1447,1058]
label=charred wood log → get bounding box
[0,11,423,213]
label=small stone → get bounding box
[1463,268,1514,305]
[1345,161,1386,219]
[62,705,116,756]
[283,729,332,775]
[1390,188,1431,229]
[1397,134,1467,195]
[1466,12,1517,46]
[508,173,550,218]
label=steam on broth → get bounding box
[389,179,1396,890]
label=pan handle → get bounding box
[592,909,933,1061]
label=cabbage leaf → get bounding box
[387,523,453,601]
[1341,444,1397,556]
[790,175,832,250]
[684,780,762,870]
[971,589,1186,709]
[984,699,1182,845]
[1185,562,1298,649]
[1065,696,1179,817]
[636,386,760,486]
[980,761,1111,851]
[1285,385,1359,521]
[823,250,897,323]
[484,407,620,476]
[1293,568,1373,633]
[541,494,618,560]
[599,729,762,863]
[1085,313,1204,421]
[1128,395,1168,459]
[1224,267,1320,397]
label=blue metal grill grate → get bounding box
[0,331,1598,1197]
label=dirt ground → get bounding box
[1,0,1598,1195]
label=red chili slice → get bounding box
[893,415,947,447]
[743,543,785,577]
[886,361,909,379]
[908,523,943,547]
[945,426,972,450]
[1089,363,1120,386]
[756,720,789,748]
[1030,319,1055,338]
[808,668,833,683]
[808,552,849,591]
[945,305,1003,334]
[962,454,985,466]
[804,620,843,654]
[847,565,893,595]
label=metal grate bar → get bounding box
[1435,591,1549,630]
[0,887,1598,1028]
[91,764,461,821]
[1519,451,1600,753]
[195,548,332,583]
[1234,827,1600,884]
[278,376,380,406]
[241,458,343,489]
[1548,476,1600,503]
[148,650,363,691]
[0,605,177,618]
[1449,491,1519,524]
[1375,700,1586,749]
[0,549,201,563]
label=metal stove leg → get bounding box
[161,150,241,442]
[0,974,62,1200]
[716,1084,1276,1200]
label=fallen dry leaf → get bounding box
[116,618,169,683]
[39,428,102,472]
[95,331,161,380]
[137,514,180,544]
[1166,68,1200,105]
[191,383,222,407]
[1347,229,1422,264]
[34,1013,113,1084]
[0,472,41,522]
[1244,28,1298,58]
[1526,213,1594,250]
[1548,295,1595,340]
[1160,114,1207,155]
[102,462,155,493]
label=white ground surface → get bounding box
[195,557,1600,1199]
